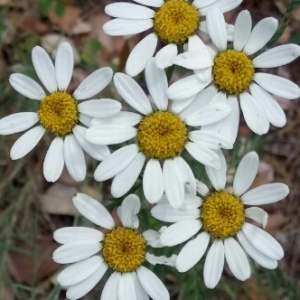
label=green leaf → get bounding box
[286,0,300,14]
[39,0,52,16]
[54,0,65,17]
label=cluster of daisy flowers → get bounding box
[0,0,299,299]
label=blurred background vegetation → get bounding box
[0,0,300,299]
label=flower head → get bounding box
[151,151,289,288]
[85,58,232,208]
[53,193,174,300]
[168,9,300,144]
[103,0,242,76]
[0,43,120,182]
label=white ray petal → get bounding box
[10,126,45,160]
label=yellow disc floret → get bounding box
[102,227,146,273]
[200,192,245,239]
[38,92,78,136]
[154,0,200,44]
[138,111,188,160]
[213,50,254,95]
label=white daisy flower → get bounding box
[85,58,232,208]
[0,42,121,182]
[103,0,242,76]
[167,9,300,144]
[53,193,175,300]
[151,151,289,288]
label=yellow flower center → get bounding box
[102,227,146,273]
[38,92,78,136]
[200,192,245,239]
[213,50,254,95]
[138,111,188,160]
[154,0,200,44]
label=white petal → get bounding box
[204,240,224,289]
[240,92,270,135]
[72,193,115,229]
[66,262,108,299]
[178,86,217,120]
[237,231,278,269]
[254,73,300,99]
[105,3,155,19]
[101,272,121,300]
[192,0,218,10]
[114,72,152,115]
[241,183,289,205]
[233,151,259,196]
[43,137,64,182]
[245,207,268,229]
[118,273,136,300]
[133,0,163,7]
[91,111,142,127]
[170,96,195,114]
[0,112,39,135]
[250,83,286,127]
[253,44,300,68]
[53,241,101,264]
[175,156,197,196]
[243,17,278,55]
[196,180,209,196]
[188,34,209,53]
[54,227,103,244]
[163,159,184,208]
[185,142,220,169]
[145,58,168,110]
[242,223,284,260]
[10,126,45,160]
[73,125,110,161]
[78,99,121,118]
[142,229,162,248]
[57,256,103,286]
[151,203,199,223]
[63,134,86,182]
[168,75,211,101]
[111,152,145,198]
[85,124,137,145]
[119,194,141,228]
[94,144,139,181]
[202,95,239,147]
[181,193,202,208]
[143,159,164,204]
[79,114,91,127]
[131,272,149,300]
[206,8,227,51]
[103,18,153,36]
[199,0,242,14]
[146,253,176,267]
[233,10,252,51]
[126,33,158,77]
[224,238,251,281]
[137,266,169,300]
[185,102,231,126]
[173,52,213,70]
[194,67,213,82]
[32,46,57,93]
[73,67,113,100]
[55,42,74,91]
[160,219,202,246]
[155,44,178,69]
[189,130,232,150]
[176,232,210,272]
[205,149,226,190]
[9,74,45,100]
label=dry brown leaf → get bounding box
[0,285,14,300]
[48,4,80,33]
[8,238,59,284]
[17,14,49,34]
[266,212,288,235]
[40,182,78,215]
